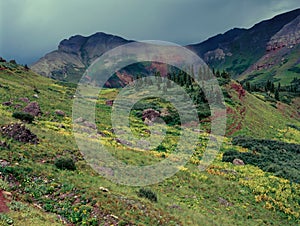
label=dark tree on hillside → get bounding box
[265,80,275,93]
[275,89,280,100]
[271,83,275,93]
[245,82,251,91]
[221,70,230,79]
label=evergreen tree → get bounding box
[245,82,251,91]
[275,89,280,101]
[271,82,275,93]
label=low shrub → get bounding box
[223,137,300,182]
[12,112,34,123]
[137,188,157,202]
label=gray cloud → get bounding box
[0,0,299,64]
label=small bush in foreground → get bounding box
[12,112,34,123]
[137,188,157,202]
[54,157,76,171]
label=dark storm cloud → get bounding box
[0,0,299,64]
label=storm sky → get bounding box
[1,0,299,65]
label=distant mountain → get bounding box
[239,14,300,85]
[31,32,132,84]
[187,8,300,81]
[32,9,300,85]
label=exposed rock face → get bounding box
[241,14,300,77]
[31,32,131,82]
[204,48,226,61]
[267,15,300,52]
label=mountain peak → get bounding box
[31,31,131,81]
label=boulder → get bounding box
[0,123,39,144]
[82,121,97,130]
[116,138,132,147]
[105,100,114,106]
[218,197,233,207]
[233,158,245,166]
[55,109,65,116]
[99,187,109,192]
[2,101,12,106]
[22,101,42,116]
[74,117,85,123]
[142,108,160,122]
[0,160,10,167]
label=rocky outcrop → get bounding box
[0,123,39,144]
[204,48,226,61]
[233,158,245,166]
[142,109,160,122]
[267,15,300,52]
[55,109,65,116]
[31,32,131,81]
[241,14,300,77]
[22,102,42,116]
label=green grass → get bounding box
[0,63,299,225]
[240,45,300,86]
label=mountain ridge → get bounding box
[187,8,300,79]
[31,9,300,85]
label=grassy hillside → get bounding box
[224,81,300,140]
[239,44,300,86]
[0,62,299,225]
